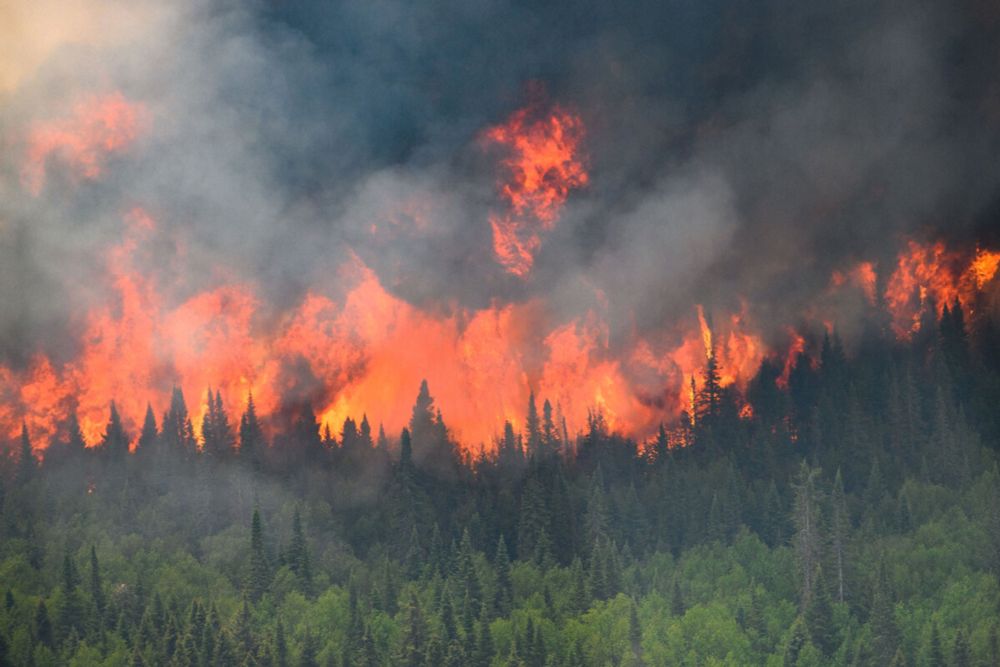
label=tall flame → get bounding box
[483,101,588,276]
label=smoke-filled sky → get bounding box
[2,0,1000,447]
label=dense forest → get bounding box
[2,305,1000,667]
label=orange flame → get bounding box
[776,328,806,390]
[483,101,588,276]
[21,92,144,195]
[882,240,1000,339]
[696,305,713,357]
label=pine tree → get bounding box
[90,546,106,619]
[541,399,559,455]
[517,478,551,563]
[804,567,836,656]
[248,509,271,601]
[494,536,512,615]
[928,622,945,667]
[869,559,900,663]
[953,629,971,667]
[783,617,807,667]
[298,627,319,667]
[58,551,85,642]
[16,422,35,484]
[791,461,822,607]
[239,392,266,472]
[653,423,669,466]
[671,579,685,617]
[525,391,541,458]
[65,410,88,457]
[231,595,255,662]
[829,468,849,604]
[288,507,313,595]
[398,591,426,667]
[275,618,288,667]
[137,404,158,455]
[475,617,494,667]
[202,389,234,459]
[569,557,589,615]
[628,600,644,665]
[35,599,53,648]
[161,388,196,455]
[98,401,130,460]
[457,529,481,611]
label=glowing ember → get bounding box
[21,92,144,195]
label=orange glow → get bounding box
[482,101,588,276]
[882,240,999,339]
[21,92,144,195]
[970,247,1000,290]
[696,305,713,357]
[776,328,806,390]
[666,305,766,416]
[830,261,877,304]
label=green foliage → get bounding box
[1,330,1000,665]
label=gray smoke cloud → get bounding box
[1,0,999,371]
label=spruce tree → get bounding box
[137,404,158,455]
[288,507,313,595]
[869,560,900,663]
[248,509,271,601]
[239,392,266,472]
[953,629,971,667]
[16,422,35,484]
[35,599,53,648]
[525,391,541,458]
[804,567,836,656]
[90,546,106,619]
[928,622,945,667]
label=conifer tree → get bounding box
[541,399,559,455]
[161,388,196,455]
[928,622,945,667]
[953,629,971,667]
[90,546,105,619]
[16,423,35,484]
[35,599,53,648]
[792,461,822,607]
[288,507,312,595]
[628,600,644,665]
[275,618,288,667]
[525,391,541,457]
[137,404,158,455]
[829,468,849,604]
[804,567,836,656]
[239,392,266,472]
[398,591,426,667]
[671,579,685,617]
[494,536,512,615]
[298,627,318,667]
[869,559,900,663]
[248,509,271,601]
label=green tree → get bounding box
[287,507,313,595]
[248,509,271,601]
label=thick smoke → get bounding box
[1,0,999,426]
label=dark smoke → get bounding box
[1,0,999,365]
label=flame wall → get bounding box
[2,0,1000,452]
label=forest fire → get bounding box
[20,92,144,195]
[4,200,999,454]
[883,241,1000,339]
[3,90,1000,457]
[482,100,588,276]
